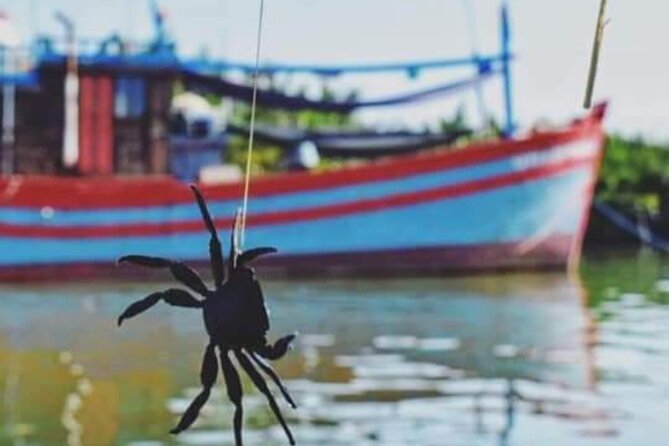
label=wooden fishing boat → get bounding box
[0,2,607,280]
[0,104,606,280]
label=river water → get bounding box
[0,250,667,445]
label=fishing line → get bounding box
[239,0,266,247]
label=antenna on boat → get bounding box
[499,0,515,137]
[150,0,168,48]
[583,0,609,109]
[239,0,266,248]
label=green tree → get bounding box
[597,135,669,215]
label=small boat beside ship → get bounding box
[0,3,607,280]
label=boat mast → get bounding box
[583,0,608,109]
[500,1,515,138]
[55,12,79,170]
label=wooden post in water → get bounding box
[583,0,608,109]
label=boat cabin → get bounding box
[1,52,181,176]
[0,34,227,181]
[0,3,515,182]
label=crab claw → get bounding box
[258,333,298,360]
[238,247,278,266]
[116,255,171,268]
[274,333,297,356]
[279,333,298,352]
[115,256,138,267]
[117,292,162,327]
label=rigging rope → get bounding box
[593,201,669,253]
[239,0,266,247]
[181,69,497,112]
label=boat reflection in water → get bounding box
[0,273,607,446]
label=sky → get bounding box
[1,0,667,142]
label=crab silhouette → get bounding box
[117,185,297,446]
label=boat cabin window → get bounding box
[114,76,146,118]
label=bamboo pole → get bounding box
[583,0,608,109]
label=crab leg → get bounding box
[235,350,295,445]
[249,351,297,409]
[256,334,297,361]
[118,255,210,297]
[171,343,218,434]
[189,185,225,290]
[117,288,202,326]
[220,350,244,446]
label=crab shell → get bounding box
[203,267,271,348]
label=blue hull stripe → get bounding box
[0,168,591,266]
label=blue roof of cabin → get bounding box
[0,31,509,87]
[40,53,182,72]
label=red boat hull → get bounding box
[0,106,606,282]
